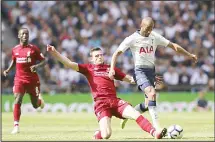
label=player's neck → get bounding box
[20,42,28,47]
[95,62,105,66]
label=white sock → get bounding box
[14,121,19,126]
[148,106,161,130]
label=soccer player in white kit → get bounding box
[108,17,198,132]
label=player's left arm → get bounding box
[31,60,46,71]
[114,67,135,84]
[155,31,197,63]
[167,42,198,63]
[122,75,136,84]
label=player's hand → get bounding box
[30,65,37,72]
[189,54,198,63]
[155,75,163,85]
[108,69,115,80]
[3,70,9,77]
[47,44,55,52]
[130,77,136,84]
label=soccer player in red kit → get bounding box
[3,28,46,134]
[47,45,167,139]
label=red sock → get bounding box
[14,104,21,123]
[37,99,41,107]
[136,115,155,136]
[94,130,102,139]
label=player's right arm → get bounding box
[109,37,132,80]
[4,49,16,77]
[4,60,15,77]
[47,45,79,71]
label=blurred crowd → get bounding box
[2,1,214,94]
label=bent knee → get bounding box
[101,130,111,139]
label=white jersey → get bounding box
[117,30,170,68]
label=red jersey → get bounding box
[78,64,126,100]
[12,44,45,83]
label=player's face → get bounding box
[91,50,104,65]
[18,29,29,44]
[140,23,153,37]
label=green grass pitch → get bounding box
[2,112,214,141]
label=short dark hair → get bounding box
[19,27,28,32]
[90,47,102,57]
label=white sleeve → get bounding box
[154,32,170,47]
[117,37,132,53]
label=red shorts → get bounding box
[94,98,130,121]
[13,81,40,97]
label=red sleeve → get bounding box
[12,49,16,61]
[78,64,89,75]
[114,67,126,81]
[34,46,45,61]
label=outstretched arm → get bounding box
[122,75,135,84]
[47,45,79,71]
[167,42,198,63]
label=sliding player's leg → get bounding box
[121,97,149,129]
[121,104,167,139]
[121,69,152,129]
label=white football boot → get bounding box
[11,125,19,134]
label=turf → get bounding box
[2,92,214,105]
[2,112,214,141]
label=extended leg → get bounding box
[12,93,24,134]
[122,105,167,139]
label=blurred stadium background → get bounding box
[2,1,214,94]
[1,1,214,141]
[2,0,214,108]
[2,0,214,109]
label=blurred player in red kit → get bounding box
[47,45,167,139]
[3,28,46,134]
